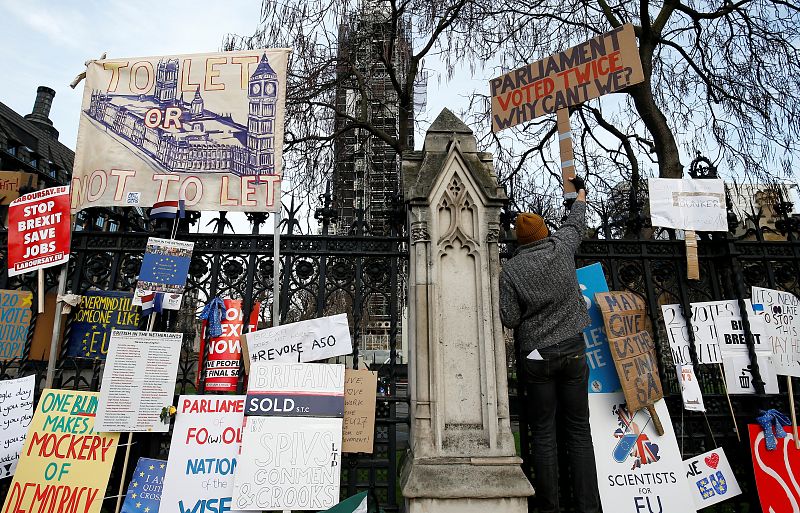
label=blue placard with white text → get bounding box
[577,263,621,393]
[120,457,166,513]
[136,238,194,294]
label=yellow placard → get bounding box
[2,389,119,513]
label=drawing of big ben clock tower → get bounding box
[247,54,278,175]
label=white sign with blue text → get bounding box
[577,263,620,393]
[683,448,741,509]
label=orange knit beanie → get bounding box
[515,213,549,245]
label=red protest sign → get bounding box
[198,299,260,392]
[7,186,70,277]
[749,424,800,513]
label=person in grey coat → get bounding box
[499,176,600,513]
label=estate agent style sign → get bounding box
[7,186,71,277]
[71,49,290,213]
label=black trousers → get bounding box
[524,336,600,513]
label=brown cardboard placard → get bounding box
[0,171,37,205]
[685,230,700,280]
[608,331,663,412]
[595,291,652,339]
[29,292,65,361]
[342,369,378,453]
[490,24,644,132]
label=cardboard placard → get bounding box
[65,291,141,359]
[648,178,727,232]
[577,263,621,393]
[0,375,35,478]
[676,364,705,412]
[245,362,345,417]
[751,286,800,377]
[0,171,37,205]
[30,292,65,361]
[683,448,741,509]
[244,313,352,372]
[7,186,71,277]
[607,330,663,413]
[120,457,166,513]
[595,291,651,340]
[0,289,33,361]
[1,389,119,513]
[233,416,342,511]
[749,424,800,512]
[343,369,378,453]
[95,330,183,432]
[589,394,696,513]
[489,24,644,131]
[197,298,259,392]
[136,238,194,295]
[160,396,246,513]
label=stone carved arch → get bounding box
[437,173,478,253]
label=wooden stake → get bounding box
[718,364,741,442]
[685,230,699,280]
[114,432,133,513]
[37,269,45,313]
[556,108,577,195]
[44,266,68,389]
[788,376,799,449]
[646,405,665,436]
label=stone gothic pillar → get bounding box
[400,109,533,513]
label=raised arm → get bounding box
[552,177,587,254]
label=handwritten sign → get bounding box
[0,290,33,361]
[607,331,663,412]
[490,24,644,131]
[749,424,800,513]
[722,352,779,394]
[577,263,620,393]
[233,416,342,511]
[595,292,651,340]
[7,186,71,277]
[648,178,727,232]
[683,448,741,509]
[1,389,119,513]
[65,291,141,359]
[751,286,800,377]
[713,315,769,356]
[343,369,377,453]
[244,313,352,371]
[661,300,756,365]
[0,172,37,205]
[675,364,705,412]
[120,457,166,513]
[160,396,246,513]
[246,362,344,417]
[198,299,259,392]
[136,238,194,294]
[590,393,696,513]
[96,330,183,432]
[0,375,35,478]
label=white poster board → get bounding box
[0,375,35,478]
[713,315,769,356]
[675,365,705,412]
[246,362,345,417]
[232,416,342,511]
[96,330,182,432]
[648,178,727,231]
[751,286,800,377]
[245,313,352,365]
[661,300,754,365]
[160,396,246,513]
[589,393,696,513]
[683,448,742,510]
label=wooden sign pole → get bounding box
[37,269,45,313]
[557,108,577,196]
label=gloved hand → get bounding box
[569,175,586,194]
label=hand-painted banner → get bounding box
[96,330,183,432]
[1,389,119,513]
[245,313,352,369]
[749,424,800,513]
[160,395,246,513]
[589,393,696,513]
[490,24,644,131]
[7,186,71,277]
[683,448,741,510]
[595,291,651,340]
[648,179,727,232]
[72,49,291,213]
[751,286,800,377]
[198,299,259,392]
[342,369,378,454]
[66,291,141,359]
[0,171,37,205]
[136,238,194,294]
[577,263,620,393]
[0,290,33,361]
[0,375,35,478]
[245,362,345,417]
[606,330,663,413]
[233,416,342,511]
[120,457,166,513]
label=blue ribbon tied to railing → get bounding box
[198,297,226,338]
[756,408,791,451]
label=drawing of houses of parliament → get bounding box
[85,54,278,176]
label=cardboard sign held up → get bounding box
[607,330,664,433]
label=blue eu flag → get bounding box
[121,457,166,513]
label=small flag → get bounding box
[753,303,764,312]
[322,492,368,513]
[141,292,164,317]
[150,200,180,219]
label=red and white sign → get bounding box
[198,299,260,392]
[7,186,70,277]
[749,424,800,513]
